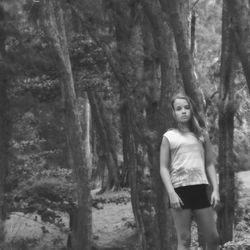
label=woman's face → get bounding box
[172,98,191,123]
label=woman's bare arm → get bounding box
[160,136,183,208]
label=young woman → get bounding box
[160,93,220,250]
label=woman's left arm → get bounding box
[204,133,220,208]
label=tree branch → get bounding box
[191,0,200,11]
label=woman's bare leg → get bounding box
[193,207,220,250]
[171,209,192,250]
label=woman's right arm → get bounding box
[160,136,183,208]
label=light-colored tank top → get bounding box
[163,129,209,188]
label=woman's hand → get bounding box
[210,189,220,208]
[168,191,184,209]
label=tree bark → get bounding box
[228,0,250,91]
[87,90,120,190]
[159,0,206,126]
[217,0,236,244]
[0,78,10,242]
[41,1,92,250]
[121,101,148,250]
[79,95,92,180]
[0,8,11,243]
[190,10,196,56]
[68,4,147,242]
[71,1,177,249]
[111,2,150,249]
[142,1,179,249]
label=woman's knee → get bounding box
[206,231,220,246]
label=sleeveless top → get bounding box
[163,129,209,188]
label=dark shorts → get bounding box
[174,184,211,210]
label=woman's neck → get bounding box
[177,123,190,133]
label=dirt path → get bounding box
[92,203,137,249]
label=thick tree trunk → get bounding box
[112,1,181,249]
[121,102,148,250]
[159,0,205,126]
[218,0,236,244]
[60,39,92,250]
[87,90,120,190]
[0,8,10,243]
[112,2,149,249]
[41,2,92,250]
[142,1,179,249]
[228,0,250,91]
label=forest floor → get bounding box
[3,171,250,250]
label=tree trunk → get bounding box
[142,1,179,249]
[79,95,92,180]
[0,78,10,242]
[111,2,150,249]
[228,0,250,91]
[217,0,236,244]
[159,0,205,126]
[190,10,196,56]
[0,8,10,243]
[68,3,147,246]
[121,102,148,250]
[71,1,177,249]
[87,90,120,190]
[41,1,92,249]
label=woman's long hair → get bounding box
[170,93,206,140]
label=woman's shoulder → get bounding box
[163,128,178,138]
